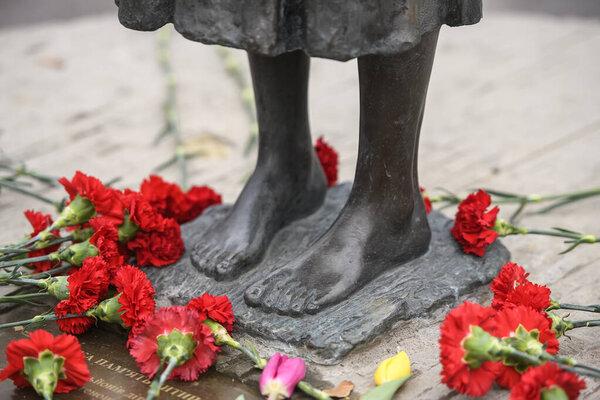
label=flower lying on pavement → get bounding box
[0,330,90,399]
[260,352,306,400]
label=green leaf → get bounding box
[234,395,245,400]
[361,375,411,400]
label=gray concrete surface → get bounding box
[0,6,599,400]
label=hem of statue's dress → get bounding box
[117,0,482,61]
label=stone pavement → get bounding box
[1,8,599,400]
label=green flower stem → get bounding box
[501,347,600,379]
[296,381,333,400]
[0,292,48,301]
[146,358,178,400]
[0,236,73,262]
[203,319,331,399]
[0,178,61,209]
[156,26,187,190]
[548,302,600,313]
[541,353,600,377]
[0,312,84,330]
[493,219,598,254]
[0,162,59,185]
[27,264,71,279]
[0,255,53,269]
[570,319,600,329]
[524,230,583,239]
[1,277,45,286]
[0,240,97,269]
[0,292,49,307]
[221,339,332,400]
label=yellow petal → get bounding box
[374,351,411,386]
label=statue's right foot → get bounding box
[191,154,327,280]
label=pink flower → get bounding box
[259,353,306,400]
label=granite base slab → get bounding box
[145,183,510,365]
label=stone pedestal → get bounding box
[146,183,510,364]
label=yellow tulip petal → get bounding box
[374,351,411,386]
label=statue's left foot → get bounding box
[244,198,431,315]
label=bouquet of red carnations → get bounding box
[440,262,600,399]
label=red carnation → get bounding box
[188,293,235,333]
[450,189,499,257]
[182,185,222,223]
[493,306,559,389]
[55,257,110,314]
[140,175,222,223]
[89,217,124,274]
[120,190,163,232]
[54,302,96,335]
[129,306,219,381]
[113,265,156,334]
[140,175,185,218]
[420,187,432,214]
[510,363,586,400]
[0,330,90,393]
[53,257,109,335]
[503,281,552,313]
[439,301,501,397]
[24,210,61,273]
[127,218,184,267]
[491,262,531,310]
[59,171,123,222]
[314,137,338,187]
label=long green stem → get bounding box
[222,339,332,400]
[503,348,600,379]
[555,303,600,313]
[146,358,178,400]
[27,264,70,279]
[524,229,582,239]
[0,178,60,208]
[156,27,187,190]
[541,353,600,376]
[570,319,600,329]
[0,162,59,185]
[0,312,83,330]
[0,292,49,307]
[0,236,72,263]
[0,255,52,269]
[1,278,42,286]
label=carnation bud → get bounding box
[374,351,411,386]
[547,313,573,338]
[541,386,569,400]
[51,195,96,230]
[22,349,66,399]
[90,295,126,327]
[494,218,527,237]
[501,325,545,373]
[71,226,95,242]
[39,276,70,300]
[461,326,504,369]
[202,318,233,346]
[57,240,99,266]
[118,211,139,243]
[156,329,198,366]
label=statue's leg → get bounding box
[192,50,327,280]
[245,29,440,315]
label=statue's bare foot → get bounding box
[244,197,431,315]
[191,155,326,280]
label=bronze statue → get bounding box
[115,0,482,316]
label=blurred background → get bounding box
[0,1,599,400]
